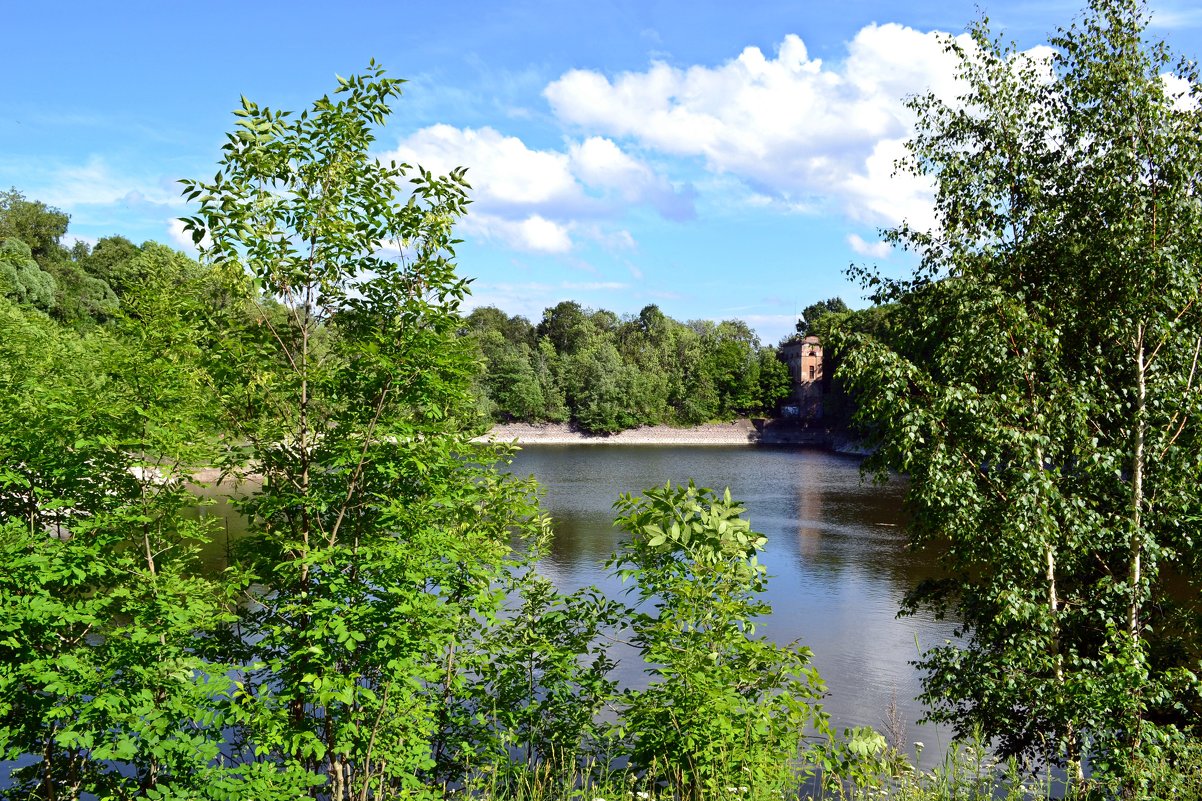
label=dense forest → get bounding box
[463,302,791,433]
[0,186,797,437]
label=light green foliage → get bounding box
[836,0,1202,787]
[460,574,625,790]
[0,245,234,798]
[180,64,544,798]
[609,483,828,800]
[0,238,56,311]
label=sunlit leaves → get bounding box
[837,0,1202,786]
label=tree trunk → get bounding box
[1128,329,1146,640]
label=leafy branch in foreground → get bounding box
[609,482,829,801]
[181,64,544,798]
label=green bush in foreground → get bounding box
[609,483,829,801]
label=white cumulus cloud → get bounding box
[381,125,693,255]
[386,124,579,210]
[167,218,210,254]
[544,26,975,229]
[460,212,574,254]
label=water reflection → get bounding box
[187,445,957,766]
[507,444,956,765]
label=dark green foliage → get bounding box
[75,236,145,297]
[0,189,69,265]
[571,341,643,434]
[470,301,789,433]
[797,297,848,336]
[537,300,591,356]
[756,346,791,414]
[43,258,120,327]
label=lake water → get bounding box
[504,444,956,763]
[194,444,957,765]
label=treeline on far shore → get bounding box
[460,302,791,434]
[0,183,898,439]
[460,297,905,436]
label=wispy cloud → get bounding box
[1148,4,1202,29]
[11,155,186,211]
[847,233,892,258]
[561,281,628,291]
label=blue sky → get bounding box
[5,1,1202,343]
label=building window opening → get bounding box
[809,366,816,380]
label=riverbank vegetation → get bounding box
[0,64,838,801]
[2,0,1202,799]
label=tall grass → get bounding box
[450,729,1202,801]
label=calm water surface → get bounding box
[193,444,957,764]
[506,444,955,761]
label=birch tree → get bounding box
[837,0,1202,789]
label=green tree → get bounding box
[0,190,119,327]
[75,235,141,295]
[537,300,592,356]
[181,64,542,798]
[0,238,56,311]
[796,297,848,336]
[837,0,1202,788]
[570,340,641,434]
[704,320,761,417]
[0,189,70,265]
[755,346,791,414]
[476,330,548,420]
[0,253,240,799]
[610,483,828,800]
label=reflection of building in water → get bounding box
[792,453,825,563]
[780,335,823,420]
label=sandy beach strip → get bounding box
[474,420,761,445]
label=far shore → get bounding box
[475,420,763,445]
[474,419,868,451]
[185,421,864,487]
